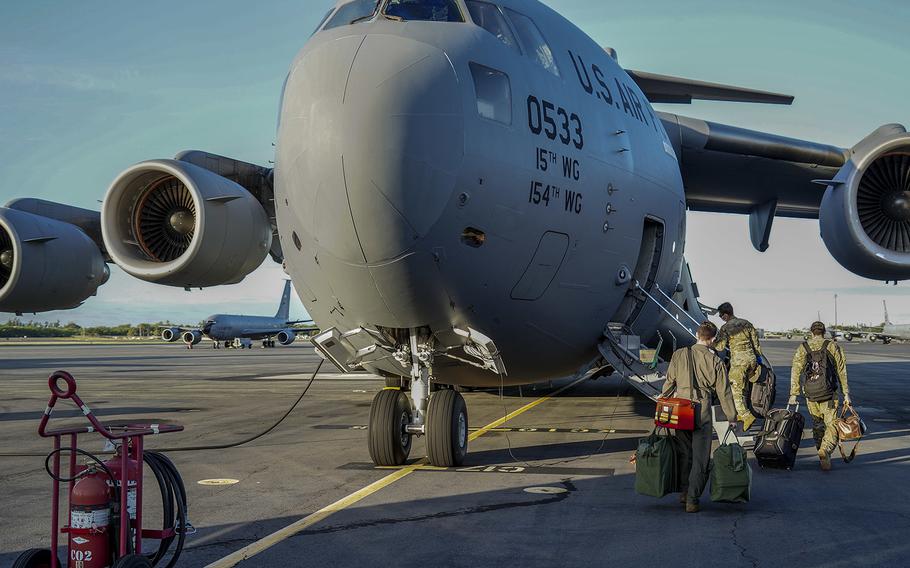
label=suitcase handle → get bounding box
[785,402,800,412]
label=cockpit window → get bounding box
[382,0,464,22]
[503,8,559,77]
[313,8,335,35]
[323,0,380,30]
[466,1,519,53]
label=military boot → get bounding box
[739,413,756,432]
[818,449,832,471]
[686,499,700,513]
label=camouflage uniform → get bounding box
[790,337,850,453]
[713,317,763,419]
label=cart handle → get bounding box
[39,371,183,439]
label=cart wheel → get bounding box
[112,554,153,568]
[12,548,60,568]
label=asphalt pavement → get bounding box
[1,339,907,567]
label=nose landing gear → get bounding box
[366,332,469,468]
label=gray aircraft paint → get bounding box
[277,0,694,386]
[881,300,910,341]
[177,280,302,344]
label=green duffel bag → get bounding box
[710,428,752,503]
[635,428,678,498]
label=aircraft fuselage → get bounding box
[276,0,690,385]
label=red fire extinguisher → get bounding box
[68,469,111,568]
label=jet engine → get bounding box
[820,125,910,281]
[161,327,181,342]
[0,207,109,313]
[182,330,202,345]
[276,329,296,345]
[102,159,272,287]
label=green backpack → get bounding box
[710,429,752,503]
[635,429,679,498]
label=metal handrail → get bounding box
[633,281,697,339]
[653,282,702,328]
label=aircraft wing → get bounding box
[661,111,848,217]
[627,70,795,105]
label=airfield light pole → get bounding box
[834,294,838,329]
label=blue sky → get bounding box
[1,1,909,328]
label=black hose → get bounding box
[143,451,188,568]
[0,359,324,458]
[156,358,322,452]
[43,447,116,485]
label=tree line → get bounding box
[0,319,187,338]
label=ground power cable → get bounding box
[0,360,323,458]
[495,364,629,469]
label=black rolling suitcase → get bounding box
[753,405,805,470]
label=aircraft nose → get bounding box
[281,33,464,264]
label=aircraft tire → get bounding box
[368,389,412,466]
[426,389,468,467]
[884,337,892,344]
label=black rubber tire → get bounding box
[426,389,468,467]
[12,548,59,568]
[368,389,412,466]
[112,554,153,568]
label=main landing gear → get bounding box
[368,334,468,468]
[261,339,276,348]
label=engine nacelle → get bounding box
[102,159,272,287]
[820,124,910,281]
[0,208,108,313]
[161,327,181,342]
[277,329,296,345]
[182,330,202,345]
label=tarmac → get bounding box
[1,339,908,567]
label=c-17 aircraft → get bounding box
[2,0,909,467]
[160,280,315,348]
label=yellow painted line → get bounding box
[205,375,588,568]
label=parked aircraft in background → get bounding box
[3,0,910,466]
[841,301,906,343]
[161,280,316,348]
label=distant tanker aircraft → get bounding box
[2,0,909,466]
[160,280,314,348]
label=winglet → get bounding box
[626,70,794,105]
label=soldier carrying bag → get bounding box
[654,347,699,431]
[835,403,867,463]
[802,341,838,402]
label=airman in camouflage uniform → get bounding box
[789,321,851,471]
[713,302,763,430]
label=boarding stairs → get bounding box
[597,286,759,449]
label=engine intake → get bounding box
[277,329,296,345]
[182,330,202,345]
[0,208,108,313]
[820,125,910,281]
[161,327,181,342]
[102,159,272,287]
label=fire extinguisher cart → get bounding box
[13,371,187,568]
